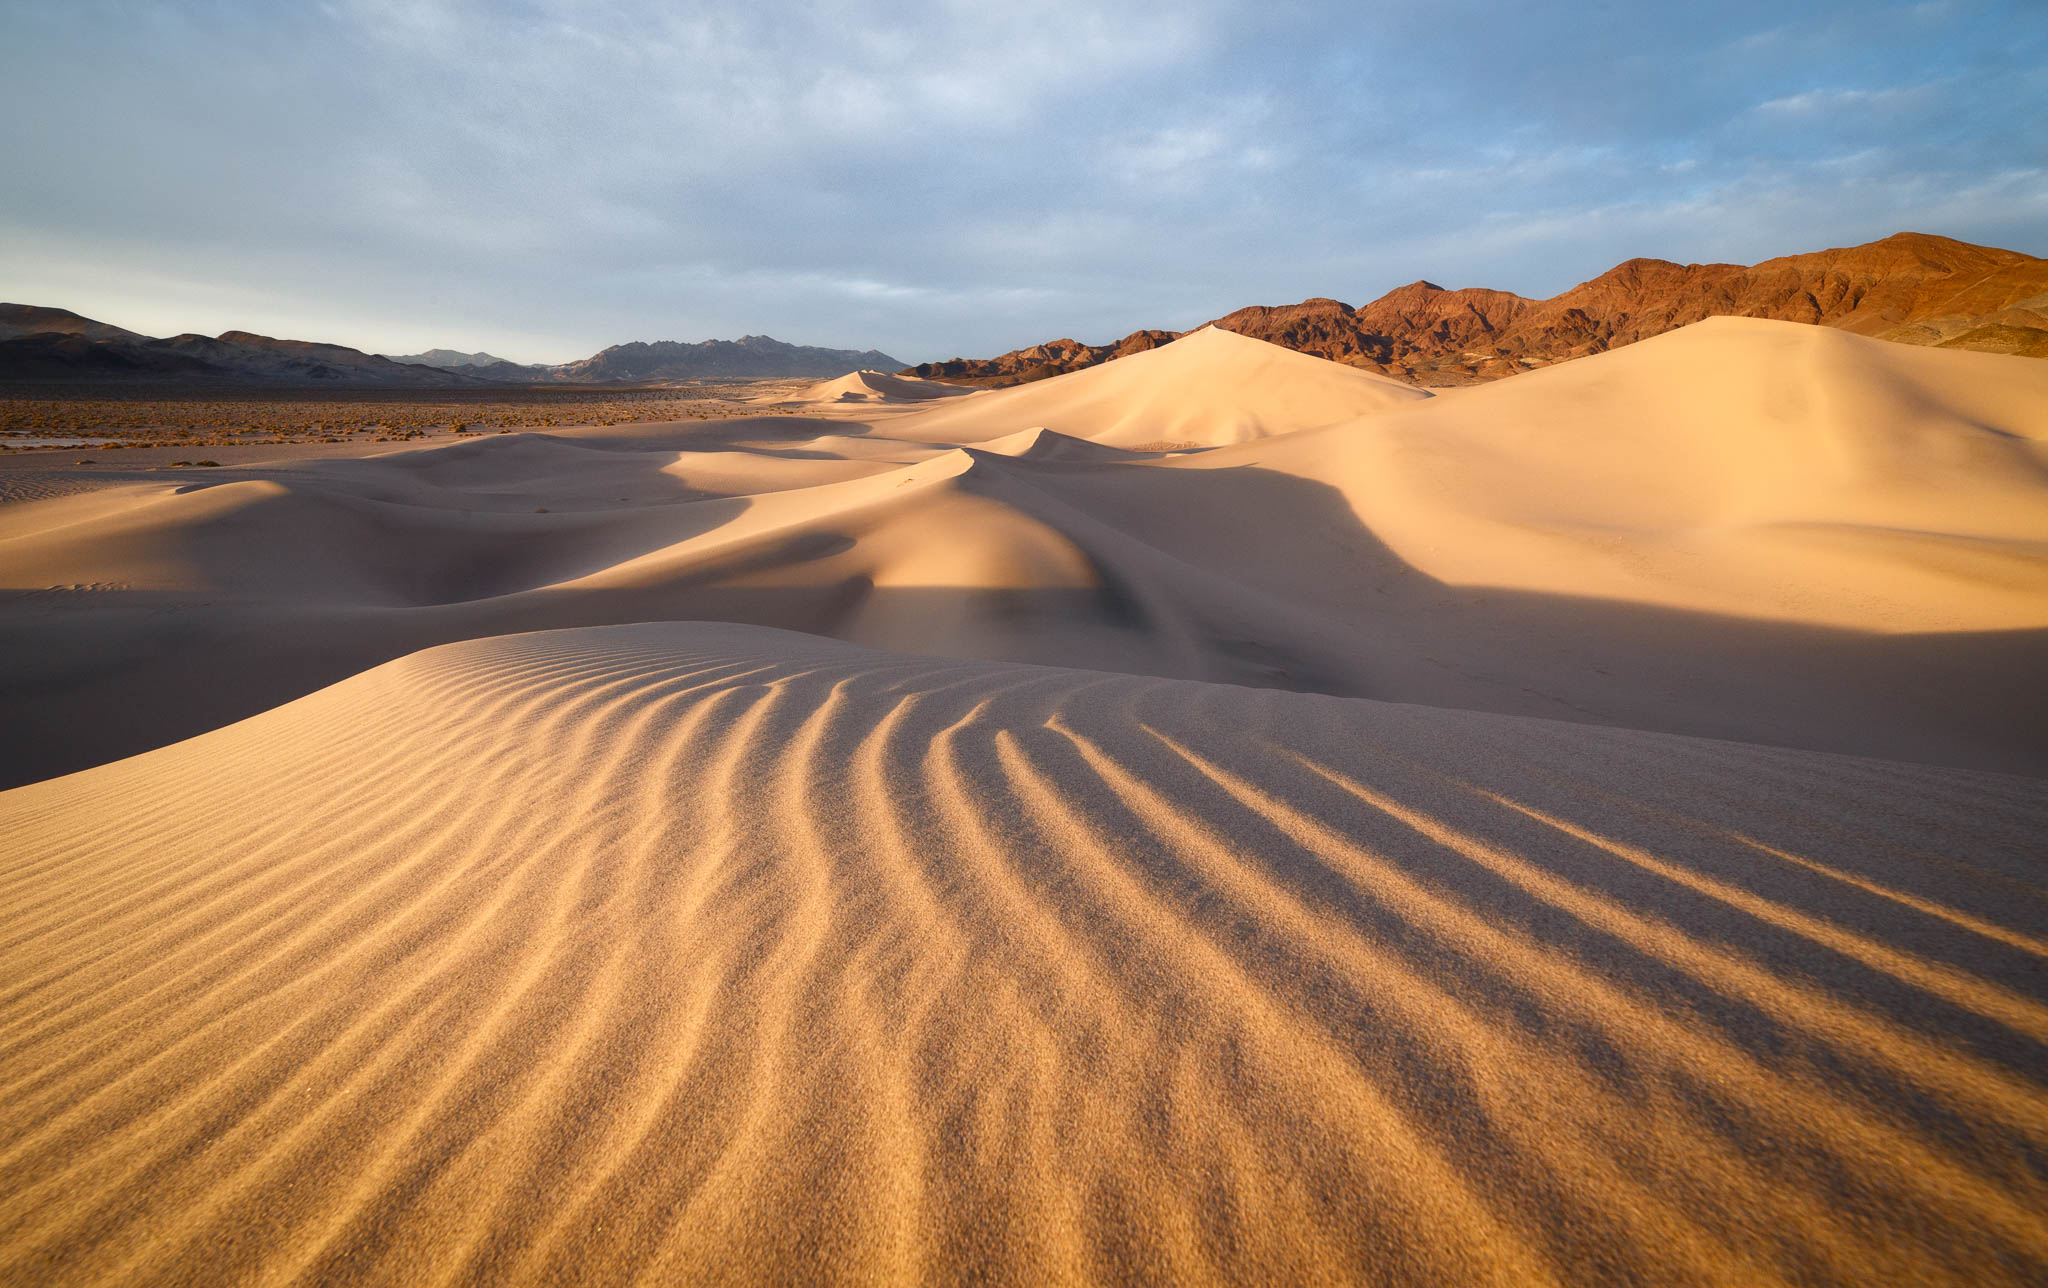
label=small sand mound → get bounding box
[790,369,975,404]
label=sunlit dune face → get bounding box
[1,318,2046,1285]
[3,622,2044,1285]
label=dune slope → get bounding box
[2,319,2045,785]
[886,325,1431,448]
[1212,316,2048,632]
[3,444,2037,782]
[2,622,2044,1287]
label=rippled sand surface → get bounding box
[5,319,2048,1284]
[4,623,2044,1285]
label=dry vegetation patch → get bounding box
[0,384,791,451]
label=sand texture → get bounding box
[3,622,2046,1285]
[3,318,2047,1284]
[3,322,2044,787]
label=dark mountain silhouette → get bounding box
[0,312,900,387]
[551,335,902,382]
[0,318,497,387]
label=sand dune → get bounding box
[2,622,2043,1285]
[887,325,1432,449]
[1202,316,2048,632]
[779,368,975,404]
[4,313,2048,1285]
[4,318,2042,785]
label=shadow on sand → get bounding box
[3,435,2043,788]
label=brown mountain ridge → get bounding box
[904,232,2048,387]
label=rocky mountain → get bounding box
[389,348,523,369]
[0,324,481,386]
[552,334,903,382]
[0,332,221,381]
[466,359,553,382]
[905,232,2048,387]
[0,310,901,388]
[0,303,146,344]
[906,330,1179,388]
[150,332,496,386]
[18,233,2035,390]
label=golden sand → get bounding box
[2,320,2045,1283]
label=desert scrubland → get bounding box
[0,384,799,457]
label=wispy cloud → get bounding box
[1,0,2042,362]
[1755,82,1940,115]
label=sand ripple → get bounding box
[2,622,2045,1285]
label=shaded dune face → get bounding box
[1,623,2044,1286]
[4,320,2046,788]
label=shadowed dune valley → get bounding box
[3,315,2046,1286]
[5,5,2048,1280]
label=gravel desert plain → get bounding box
[2,277,2047,1284]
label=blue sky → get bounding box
[3,0,2043,364]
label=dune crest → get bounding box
[885,325,1431,449]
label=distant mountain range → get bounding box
[0,306,904,387]
[10,231,2041,391]
[904,232,2048,387]
[0,309,474,387]
[556,336,903,382]
[388,348,517,369]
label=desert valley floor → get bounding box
[2,320,2046,1284]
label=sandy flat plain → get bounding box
[2,320,2046,1284]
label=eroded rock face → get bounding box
[910,232,2048,387]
